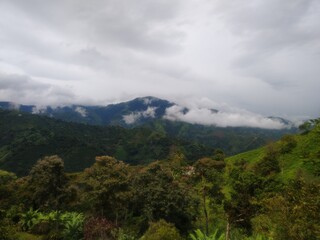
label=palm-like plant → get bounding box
[62,212,85,240]
[189,229,225,240]
[19,208,41,231]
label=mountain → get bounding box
[0,96,174,126]
[0,97,292,128]
[0,97,297,155]
[0,110,214,176]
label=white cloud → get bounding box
[123,106,157,124]
[164,105,287,129]
[123,113,140,125]
[31,106,47,114]
[142,97,156,105]
[142,106,157,118]
[75,106,87,117]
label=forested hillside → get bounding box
[0,97,297,156]
[0,117,319,239]
[0,110,214,176]
[142,119,296,155]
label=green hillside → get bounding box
[0,110,214,176]
[227,119,320,181]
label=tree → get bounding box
[80,156,132,224]
[26,155,67,210]
[141,219,183,240]
[254,144,280,177]
[131,162,198,235]
[0,170,17,210]
[253,179,320,239]
[193,157,225,235]
[225,160,262,236]
[213,149,225,161]
[278,135,297,154]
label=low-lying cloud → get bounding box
[75,106,87,117]
[123,106,157,124]
[164,105,287,129]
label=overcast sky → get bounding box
[0,0,319,122]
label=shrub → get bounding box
[19,210,85,239]
[83,216,115,240]
[141,219,182,240]
[278,135,297,154]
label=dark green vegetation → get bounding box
[0,110,214,176]
[0,117,319,239]
[142,119,295,155]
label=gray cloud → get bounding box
[211,1,320,82]
[0,0,319,122]
[0,72,75,105]
[213,0,320,50]
[0,73,43,91]
[3,0,184,54]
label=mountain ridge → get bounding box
[0,96,294,129]
[0,97,298,155]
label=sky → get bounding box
[0,0,319,127]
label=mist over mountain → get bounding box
[0,96,295,129]
[0,97,297,156]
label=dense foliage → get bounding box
[0,110,214,176]
[0,113,319,239]
[143,119,296,155]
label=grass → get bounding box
[226,148,265,165]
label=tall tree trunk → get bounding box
[226,216,231,240]
[203,185,209,235]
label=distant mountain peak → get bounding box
[137,96,158,101]
[134,96,172,105]
[0,98,295,130]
